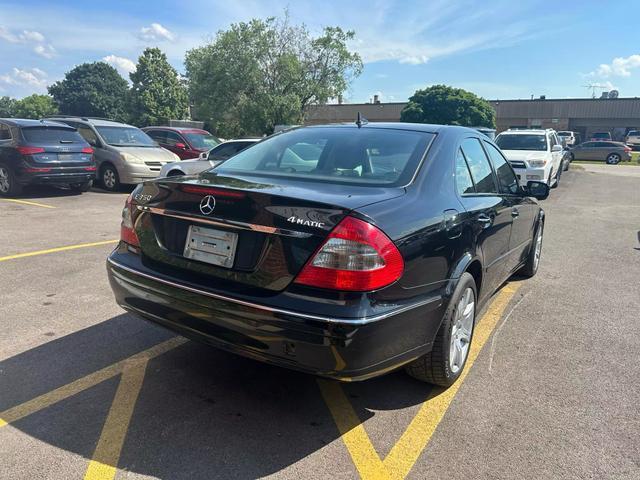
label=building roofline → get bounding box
[490,97,640,103]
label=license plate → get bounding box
[183,225,238,268]
[58,153,75,162]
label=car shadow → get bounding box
[1,313,434,478]
[11,184,84,199]
[635,231,640,251]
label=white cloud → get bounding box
[21,30,45,43]
[138,23,175,42]
[34,44,56,59]
[103,54,136,76]
[0,67,48,89]
[591,55,640,78]
[399,55,429,65]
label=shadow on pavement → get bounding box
[0,313,432,478]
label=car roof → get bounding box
[306,122,483,136]
[45,116,136,128]
[143,126,210,134]
[0,118,75,129]
[220,138,261,144]
[497,129,549,135]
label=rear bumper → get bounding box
[17,168,95,186]
[106,249,446,381]
[512,167,548,185]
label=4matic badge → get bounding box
[287,216,325,228]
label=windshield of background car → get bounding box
[213,127,434,186]
[592,133,610,139]
[495,134,547,151]
[628,131,640,136]
[95,126,156,147]
[21,127,86,144]
[184,132,221,149]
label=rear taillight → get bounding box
[120,194,140,248]
[84,166,97,172]
[24,167,51,173]
[16,146,45,155]
[624,146,632,152]
[82,147,94,154]
[294,216,404,292]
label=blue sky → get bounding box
[1,0,639,102]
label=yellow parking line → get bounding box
[0,337,187,427]
[84,359,149,480]
[1,198,56,209]
[0,240,119,262]
[319,282,522,480]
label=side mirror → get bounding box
[175,142,187,150]
[551,145,563,152]
[526,181,550,200]
[198,151,209,160]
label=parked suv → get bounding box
[45,117,180,191]
[624,130,640,149]
[0,119,95,196]
[557,131,580,146]
[495,129,564,188]
[589,132,611,141]
[142,126,220,160]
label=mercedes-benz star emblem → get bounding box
[199,195,216,215]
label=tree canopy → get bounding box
[129,48,189,126]
[12,94,58,119]
[185,14,362,137]
[48,62,129,120]
[0,96,17,117]
[400,85,495,128]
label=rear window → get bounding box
[628,131,640,136]
[214,127,433,186]
[592,133,610,138]
[495,134,547,151]
[21,127,85,144]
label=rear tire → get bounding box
[519,220,544,278]
[606,153,621,165]
[0,163,22,197]
[405,272,477,387]
[100,164,120,191]
[553,165,562,187]
[563,157,570,171]
[70,180,92,193]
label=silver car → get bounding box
[44,117,180,191]
[568,141,632,164]
[159,139,260,177]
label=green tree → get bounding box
[13,94,58,119]
[0,96,17,117]
[48,62,129,120]
[129,48,189,126]
[185,14,362,137]
[400,85,495,128]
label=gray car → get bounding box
[44,117,180,191]
[569,141,632,164]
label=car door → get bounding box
[456,137,514,297]
[548,132,562,173]
[483,140,536,272]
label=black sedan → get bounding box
[0,119,95,196]
[107,123,548,386]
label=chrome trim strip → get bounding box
[137,206,311,238]
[107,257,440,325]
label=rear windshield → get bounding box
[22,127,85,144]
[495,134,547,151]
[96,126,156,147]
[213,127,433,186]
[628,131,640,136]
[184,132,220,149]
[558,131,571,136]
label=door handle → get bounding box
[511,208,520,218]
[476,213,492,227]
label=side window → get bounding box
[460,138,497,194]
[77,126,99,147]
[0,124,12,141]
[146,130,166,143]
[455,148,475,195]
[547,133,556,149]
[210,143,239,160]
[165,131,184,146]
[484,142,519,195]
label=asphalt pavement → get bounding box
[0,167,638,479]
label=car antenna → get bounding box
[356,112,368,128]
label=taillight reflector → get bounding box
[120,194,140,248]
[17,146,45,155]
[82,147,94,154]
[24,167,51,173]
[294,216,404,292]
[84,166,97,172]
[180,185,246,199]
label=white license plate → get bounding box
[183,225,238,268]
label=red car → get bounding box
[143,126,221,160]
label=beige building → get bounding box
[305,97,640,142]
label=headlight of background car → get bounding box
[528,159,547,167]
[121,153,144,164]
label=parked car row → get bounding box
[0,115,256,197]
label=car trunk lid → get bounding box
[132,173,405,292]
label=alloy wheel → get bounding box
[0,167,10,193]
[449,287,475,374]
[103,169,116,189]
[533,223,543,271]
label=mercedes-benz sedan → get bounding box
[107,123,548,386]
